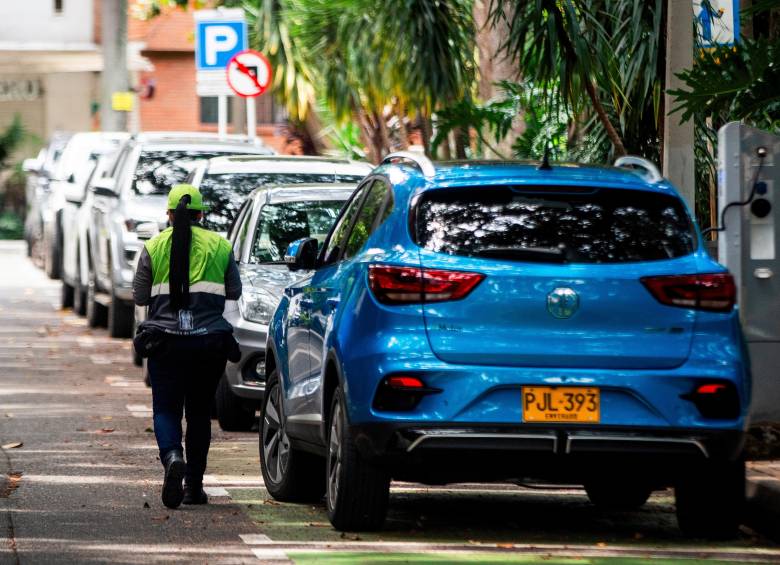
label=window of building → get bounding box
[199,97,234,124]
[54,0,64,14]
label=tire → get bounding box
[215,373,256,432]
[60,281,74,309]
[108,292,134,338]
[259,371,325,502]
[585,480,653,510]
[86,267,107,328]
[326,387,390,531]
[73,275,87,317]
[45,232,61,280]
[675,459,745,539]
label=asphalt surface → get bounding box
[0,242,261,564]
[1,240,780,565]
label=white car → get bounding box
[59,132,129,312]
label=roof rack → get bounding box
[613,155,662,183]
[381,151,435,178]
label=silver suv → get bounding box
[85,132,273,337]
[220,182,361,431]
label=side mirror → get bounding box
[135,222,159,240]
[22,158,40,173]
[285,238,318,271]
[63,184,84,205]
[91,177,118,198]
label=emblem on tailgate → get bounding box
[547,287,579,319]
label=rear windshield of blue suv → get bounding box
[414,186,696,263]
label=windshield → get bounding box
[415,186,696,264]
[249,200,347,264]
[133,150,238,196]
[200,172,365,233]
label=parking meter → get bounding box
[717,122,780,423]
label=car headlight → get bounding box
[238,287,277,325]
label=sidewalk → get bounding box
[747,461,780,539]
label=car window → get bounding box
[249,199,347,264]
[132,150,235,196]
[414,186,696,264]
[229,199,252,255]
[322,182,371,266]
[233,198,257,260]
[342,180,391,260]
[198,172,365,233]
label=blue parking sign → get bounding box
[195,17,248,71]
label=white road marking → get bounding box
[241,535,291,563]
[203,486,230,497]
[125,404,152,418]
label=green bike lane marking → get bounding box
[207,441,780,563]
[288,555,755,565]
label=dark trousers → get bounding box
[148,335,227,486]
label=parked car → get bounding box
[134,155,371,378]
[23,132,71,268]
[262,153,750,538]
[86,132,274,338]
[217,182,359,431]
[58,132,129,311]
[187,155,373,234]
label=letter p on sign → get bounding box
[195,12,247,71]
[205,26,238,66]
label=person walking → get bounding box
[133,183,242,509]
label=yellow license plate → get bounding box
[522,387,600,423]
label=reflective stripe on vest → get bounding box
[144,226,231,297]
[149,281,227,298]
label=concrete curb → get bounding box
[746,467,780,540]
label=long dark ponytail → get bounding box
[169,195,192,312]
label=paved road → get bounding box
[1,240,780,565]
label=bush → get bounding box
[0,211,23,240]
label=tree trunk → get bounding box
[454,127,468,159]
[395,100,410,150]
[419,111,433,158]
[376,110,391,158]
[356,109,379,164]
[583,79,627,157]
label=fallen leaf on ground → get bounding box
[1,442,23,449]
[497,543,514,549]
[99,428,115,433]
[101,416,113,421]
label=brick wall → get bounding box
[138,52,200,131]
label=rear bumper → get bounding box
[350,423,745,483]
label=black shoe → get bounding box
[183,484,208,505]
[161,450,185,509]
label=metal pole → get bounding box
[217,95,228,139]
[101,0,129,132]
[662,0,695,209]
[246,97,256,141]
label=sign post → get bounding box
[194,9,247,139]
[226,50,273,141]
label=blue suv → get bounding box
[261,152,750,537]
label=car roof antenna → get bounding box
[538,144,553,171]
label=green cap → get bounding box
[167,183,207,211]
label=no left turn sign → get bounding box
[226,50,272,98]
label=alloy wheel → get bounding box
[327,402,342,508]
[262,384,290,484]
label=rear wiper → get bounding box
[470,246,567,263]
